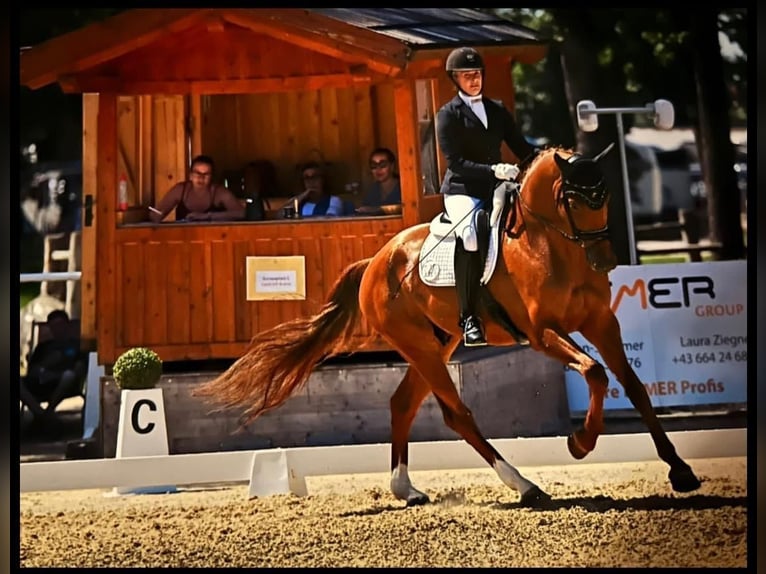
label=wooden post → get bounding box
[80,94,99,349]
[392,79,422,228]
[190,93,203,160]
[484,55,522,163]
[95,93,118,365]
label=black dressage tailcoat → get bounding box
[436,94,534,203]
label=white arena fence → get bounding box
[20,429,746,499]
[20,271,82,283]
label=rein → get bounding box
[517,190,575,242]
[509,173,610,248]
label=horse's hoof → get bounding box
[519,486,552,508]
[405,493,430,507]
[567,433,589,460]
[669,466,702,492]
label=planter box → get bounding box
[99,347,568,457]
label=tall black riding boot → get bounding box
[454,238,487,347]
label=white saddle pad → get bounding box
[418,215,501,287]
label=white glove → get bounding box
[489,183,506,228]
[492,163,520,181]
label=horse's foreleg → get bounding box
[579,313,701,492]
[389,367,432,506]
[540,328,609,458]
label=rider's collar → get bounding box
[459,92,483,106]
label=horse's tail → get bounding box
[193,257,372,425]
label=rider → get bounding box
[436,46,537,347]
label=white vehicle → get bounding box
[624,140,663,223]
[653,144,697,216]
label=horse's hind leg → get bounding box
[389,366,436,506]
[580,313,701,492]
[399,344,548,506]
[389,334,469,505]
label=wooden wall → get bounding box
[114,84,405,206]
[108,218,401,363]
[116,95,187,212]
[92,22,408,205]
[200,83,401,200]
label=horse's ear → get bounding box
[594,142,615,163]
[554,152,571,174]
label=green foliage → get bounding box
[113,347,163,390]
[20,284,39,308]
[494,7,747,137]
[20,9,126,46]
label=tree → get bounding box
[19,9,126,160]
[501,8,747,263]
[548,8,636,264]
[19,8,124,46]
[687,9,746,259]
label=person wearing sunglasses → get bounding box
[357,147,402,214]
[436,47,537,347]
[149,155,245,223]
[280,161,345,218]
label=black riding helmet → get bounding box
[445,47,485,91]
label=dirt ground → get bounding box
[19,456,748,568]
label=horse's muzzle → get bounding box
[586,240,618,274]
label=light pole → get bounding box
[575,99,675,265]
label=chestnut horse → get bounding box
[195,146,701,506]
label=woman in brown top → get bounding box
[149,155,245,222]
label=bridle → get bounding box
[512,153,611,248]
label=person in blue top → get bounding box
[282,161,345,217]
[359,148,401,212]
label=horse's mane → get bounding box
[522,146,574,181]
[517,147,575,203]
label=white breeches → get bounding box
[443,194,482,252]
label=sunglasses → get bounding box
[369,160,390,170]
[191,170,212,177]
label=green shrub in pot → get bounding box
[113,347,163,390]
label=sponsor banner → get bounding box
[565,260,747,412]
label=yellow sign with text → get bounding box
[246,256,306,301]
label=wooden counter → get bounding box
[102,215,405,364]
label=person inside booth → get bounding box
[278,161,347,218]
[356,147,402,215]
[149,155,245,223]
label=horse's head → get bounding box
[518,145,617,274]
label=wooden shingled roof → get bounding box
[314,8,547,48]
[21,8,548,90]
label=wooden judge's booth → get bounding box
[21,8,548,368]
